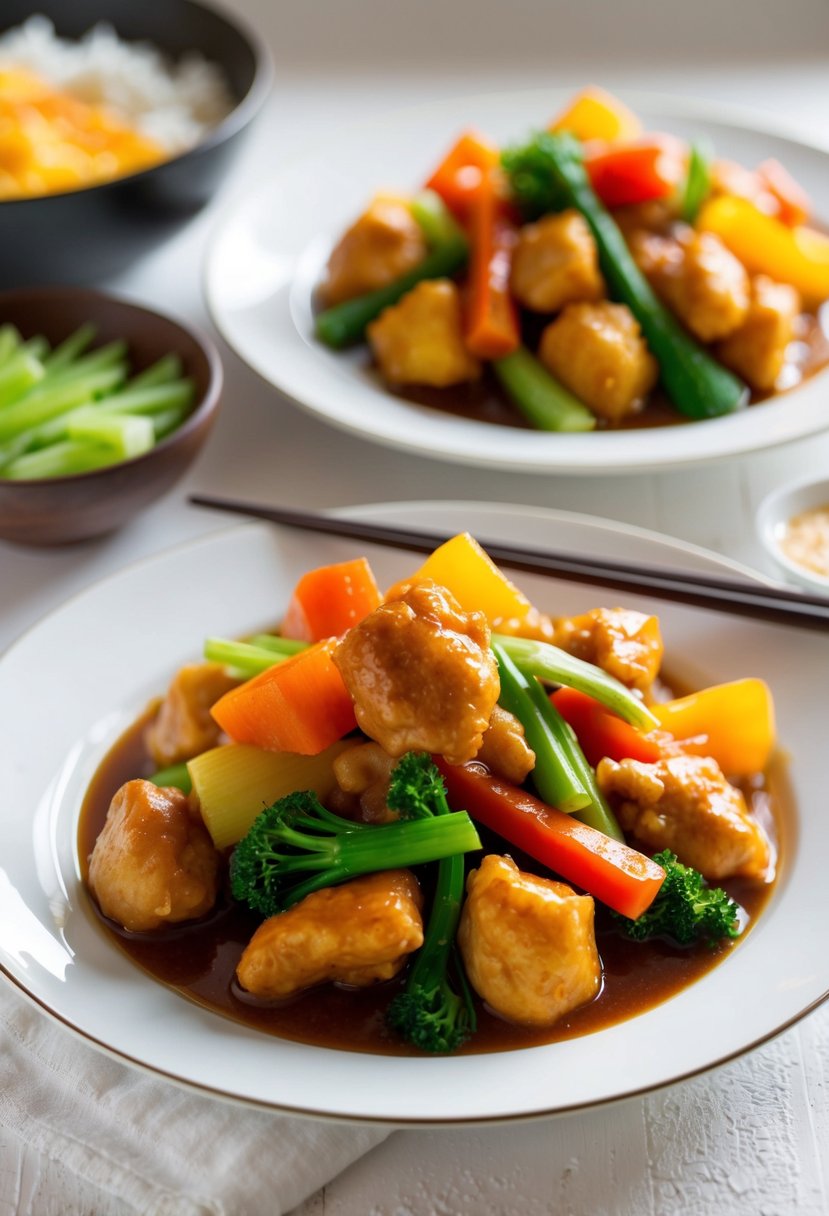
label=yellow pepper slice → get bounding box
[698,195,829,308]
[550,87,642,145]
[400,532,532,626]
[651,678,775,775]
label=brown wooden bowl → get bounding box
[0,288,222,545]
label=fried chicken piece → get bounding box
[538,301,658,423]
[552,607,663,692]
[476,705,536,785]
[334,580,500,765]
[332,741,398,824]
[236,870,423,999]
[715,275,800,392]
[321,193,427,307]
[630,227,750,342]
[146,662,238,769]
[458,855,601,1027]
[367,279,481,388]
[596,754,771,880]
[88,779,220,932]
[510,210,605,313]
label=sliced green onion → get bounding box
[681,140,713,224]
[493,346,596,432]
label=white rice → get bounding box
[0,15,235,154]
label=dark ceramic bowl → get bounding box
[0,0,272,285]
[0,288,222,545]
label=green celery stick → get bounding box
[68,411,155,460]
[2,439,120,480]
[43,323,97,373]
[0,326,21,368]
[21,336,49,362]
[0,353,45,410]
[128,354,184,390]
[102,379,195,416]
[36,340,128,389]
[493,346,596,432]
[409,190,467,248]
[0,365,126,442]
[150,405,189,440]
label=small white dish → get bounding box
[205,89,829,476]
[0,500,825,1124]
[757,474,829,594]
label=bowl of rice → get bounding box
[0,0,272,284]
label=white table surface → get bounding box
[2,1,829,1211]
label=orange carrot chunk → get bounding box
[437,761,665,920]
[424,129,500,221]
[281,557,382,643]
[211,639,357,755]
[464,173,521,360]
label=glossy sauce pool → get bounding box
[79,708,780,1056]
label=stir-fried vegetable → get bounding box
[550,87,641,145]
[281,557,382,643]
[204,635,305,679]
[438,762,666,920]
[464,172,521,360]
[501,131,748,420]
[550,686,663,767]
[405,531,533,627]
[584,137,685,209]
[680,140,713,224]
[230,789,481,913]
[386,753,477,1052]
[492,345,597,432]
[650,678,775,775]
[611,850,742,945]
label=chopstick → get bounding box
[189,494,829,633]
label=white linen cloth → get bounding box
[0,981,388,1215]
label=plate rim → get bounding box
[1,500,824,1124]
[204,88,829,476]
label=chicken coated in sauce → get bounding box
[476,705,536,785]
[552,607,664,693]
[146,662,238,769]
[538,301,658,423]
[510,210,605,313]
[88,779,219,932]
[367,279,481,388]
[321,193,427,307]
[236,870,424,1000]
[597,754,771,881]
[334,580,500,765]
[458,855,601,1027]
[630,227,750,342]
[716,275,800,392]
[331,740,398,823]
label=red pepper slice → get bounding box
[550,686,663,768]
[585,136,685,209]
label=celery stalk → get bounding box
[102,380,195,417]
[2,439,119,480]
[128,354,184,390]
[0,366,126,442]
[0,353,45,409]
[68,411,155,460]
[43,323,97,373]
[204,635,303,678]
[0,326,22,368]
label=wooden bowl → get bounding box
[0,288,222,545]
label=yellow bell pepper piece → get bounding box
[550,87,642,144]
[403,532,532,626]
[651,678,775,775]
[698,195,829,308]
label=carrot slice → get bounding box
[550,686,663,767]
[425,130,500,220]
[464,174,521,360]
[438,761,665,919]
[211,639,357,755]
[281,557,381,642]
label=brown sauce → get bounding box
[78,702,782,1057]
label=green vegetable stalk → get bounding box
[493,346,596,432]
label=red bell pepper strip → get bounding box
[756,158,811,227]
[585,137,685,209]
[464,175,521,360]
[550,686,663,768]
[437,761,665,920]
[425,130,500,221]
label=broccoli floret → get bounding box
[230,788,480,917]
[387,751,452,820]
[501,130,578,220]
[611,850,743,946]
[386,754,477,1053]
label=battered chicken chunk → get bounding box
[476,705,536,785]
[552,607,664,692]
[334,580,500,765]
[321,193,427,307]
[458,855,601,1027]
[236,870,423,999]
[715,275,800,392]
[332,741,397,824]
[367,279,481,388]
[539,301,658,423]
[146,662,238,769]
[630,228,750,342]
[510,210,605,313]
[88,779,220,932]
[597,754,771,881]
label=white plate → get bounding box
[0,501,825,1124]
[205,90,829,475]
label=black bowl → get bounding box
[0,0,272,285]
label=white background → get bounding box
[2,0,829,1211]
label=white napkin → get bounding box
[0,981,388,1215]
